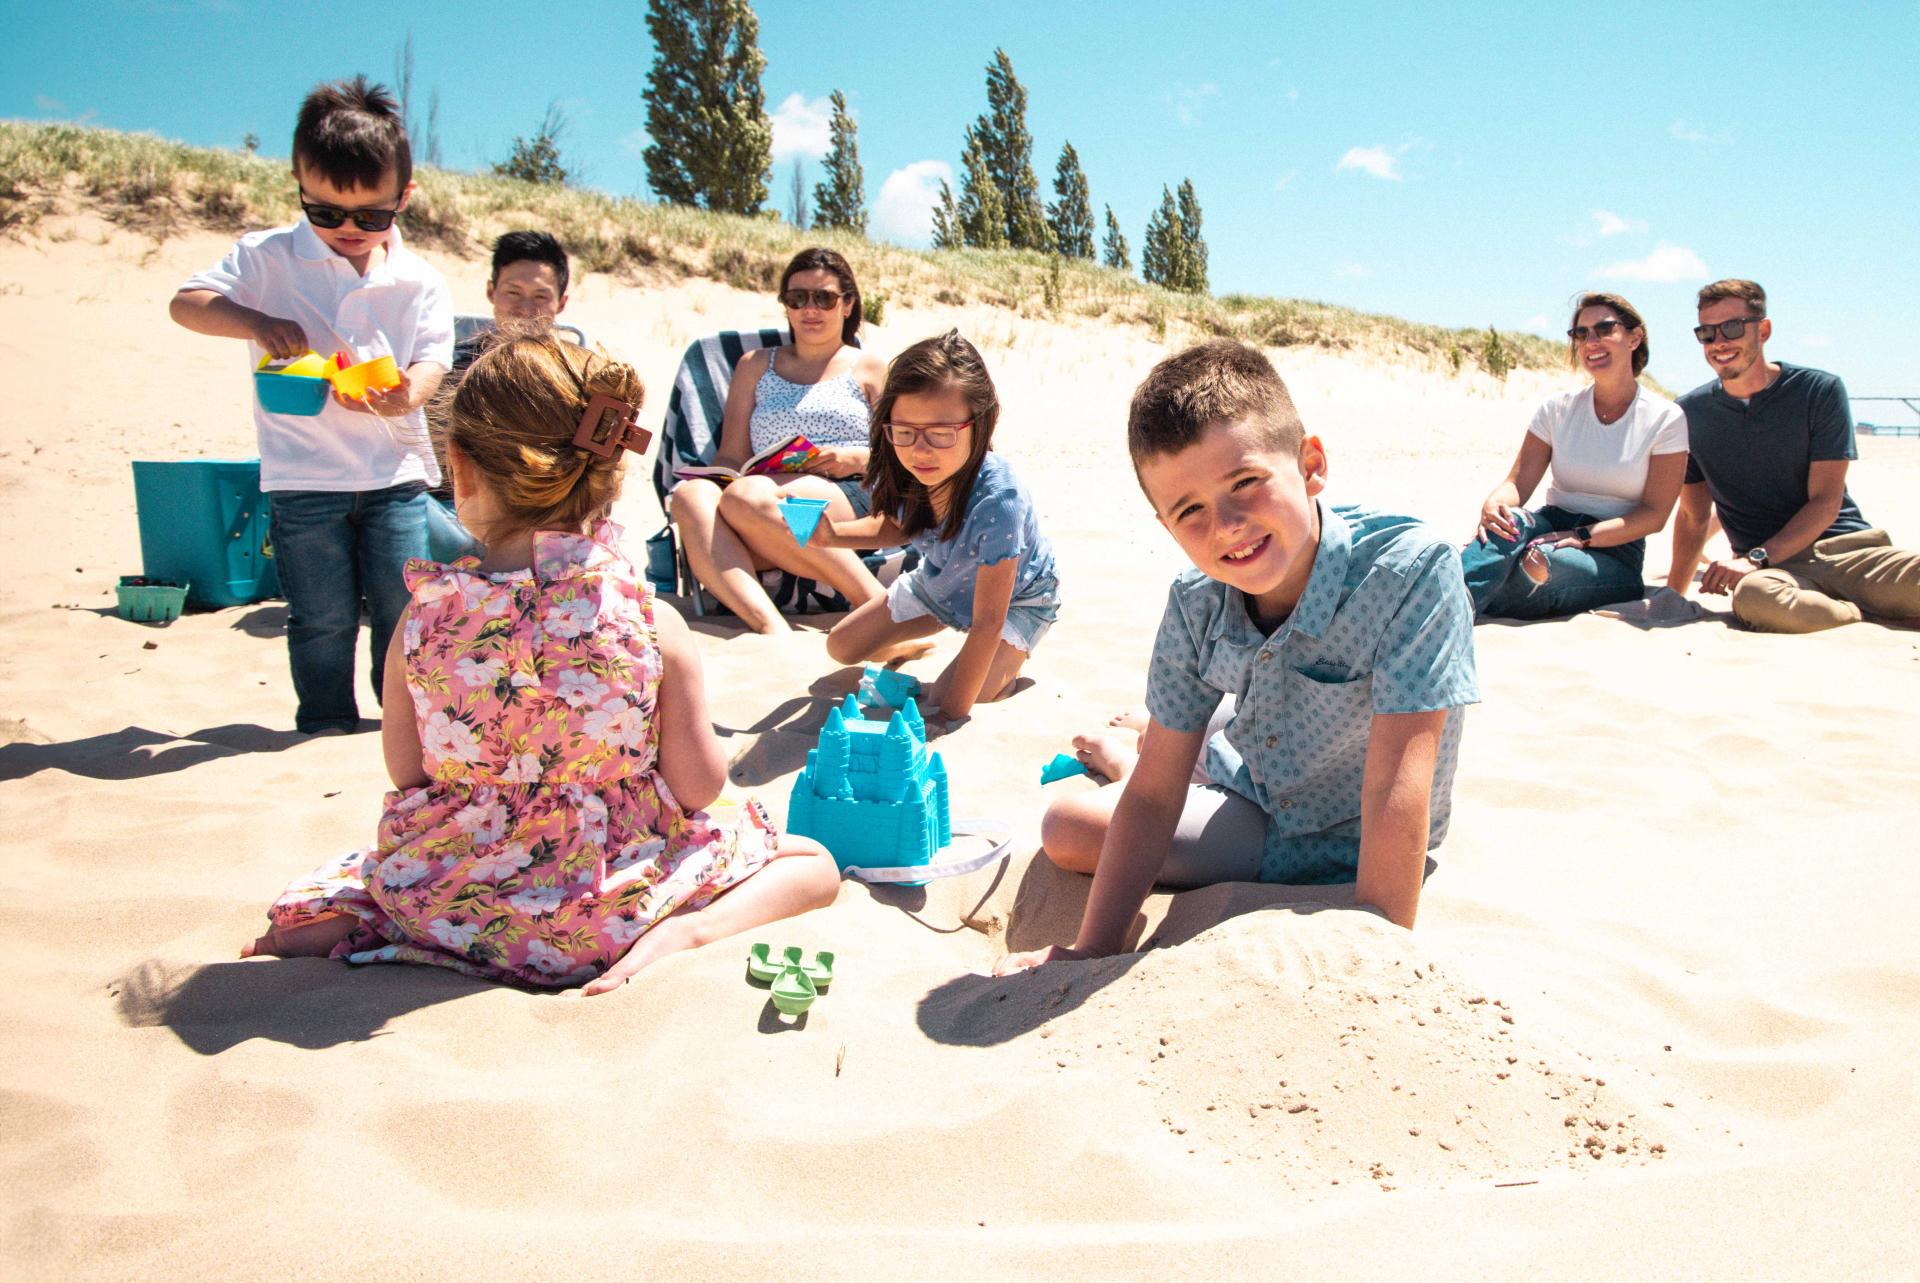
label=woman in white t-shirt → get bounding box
[1463,291,1689,619]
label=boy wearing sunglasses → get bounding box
[1666,279,1920,632]
[169,76,453,732]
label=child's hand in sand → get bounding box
[993,943,1091,975]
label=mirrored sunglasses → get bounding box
[780,287,844,311]
[1693,316,1764,344]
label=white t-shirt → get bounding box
[1529,386,1689,519]
[182,220,454,492]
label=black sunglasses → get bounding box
[299,193,403,233]
[1693,316,1764,344]
[780,287,844,311]
[1568,319,1628,342]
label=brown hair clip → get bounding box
[571,394,652,459]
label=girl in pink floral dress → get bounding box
[243,334,841,994]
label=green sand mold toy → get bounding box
[746,943,836,1017]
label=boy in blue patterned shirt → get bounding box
[998,340,1477,973]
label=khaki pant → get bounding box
[1731,528,1920,633]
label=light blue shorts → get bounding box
[887,569,1059,653]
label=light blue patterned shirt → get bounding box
[1145,504,1478,884]
[902,452,1058,628]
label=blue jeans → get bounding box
[1461,503,1646,620]
[268,484,429,732]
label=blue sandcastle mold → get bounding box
[787,695,951,886]
[858,664,922,712]
[777,496,830,544]
[1039,752,1090,784]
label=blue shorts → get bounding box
[886,568,1059,653]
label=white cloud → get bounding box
[1670,119,1733,146]
[1165,83,1220,128]
[1273,168,1300,193]
[1592,209,1646,237]
[1596,241,1709,283]
[1336,145,1403,181]
[34,94,65,113]
[872,160,953,248]
[1525,313,1554,334]
[771,92,834,164]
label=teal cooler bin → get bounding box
[131,459,281,608]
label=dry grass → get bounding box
[0,120,1567,373]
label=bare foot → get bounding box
[1072,729,1139,783]
[1107,709,1149,734]
[241,913,359,959]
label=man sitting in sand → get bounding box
[1664,278,1920,631]
[997,340,1478,974]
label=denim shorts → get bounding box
[887,568,1059,652]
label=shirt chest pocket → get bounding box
[1275,665,1372,777]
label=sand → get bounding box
[3,217,1918,1279]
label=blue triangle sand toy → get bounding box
[788,694,951,887]
[1040,752,1090,784]
[777,496,830,544]
[858,664,922,712]
[747,943,835,1017]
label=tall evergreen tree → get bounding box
[1141,185,1182,288]
[642,0,772,215]
[1176,178,1209,293]
[972,49,1050,249]
[1101,204,1131,272]
[956,127,1008,249]
[931,180,962,249]
[811,89,866,233]
[1048,142,1094,259]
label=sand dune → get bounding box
[3,219,1919,1278]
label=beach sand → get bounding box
[3,220,1918,1279]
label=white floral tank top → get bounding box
[749,355,873,454]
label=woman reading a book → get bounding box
[669,248,888,632]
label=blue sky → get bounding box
[6,0,1917,406]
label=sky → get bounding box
[6,0,1918,410]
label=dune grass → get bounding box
[0,119,1567,374]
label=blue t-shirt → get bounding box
[1145,504,1478,884]
[1676,363,1869,554]
[900,452,1056,627]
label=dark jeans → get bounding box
[268,483,429,732]
[1461,503,1646,620]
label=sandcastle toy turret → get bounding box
[788,695,951,884]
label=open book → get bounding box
[672,434,822,484]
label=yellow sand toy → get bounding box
[255,350,402,415]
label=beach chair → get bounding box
[653,328,866,617]
[452,313,589,361]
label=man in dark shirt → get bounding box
[1666,279,1920,631]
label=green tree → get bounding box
[956,126,1008,249]
[1176,178,1209,293]
[642,0,772,214]
[1101,203,1131,272]
[1483,326,1512,381]
[930,179,962,249]
[972,48,1050,249]
[1140,185,1184,288]
[494,102,570,185]
[811,89,866,233]
[1048,141,1094,259]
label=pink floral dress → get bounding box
[260,522,779,988]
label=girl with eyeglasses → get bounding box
[1459,292,1690,620]
[669,247,889,632]
[808,330,1060,723]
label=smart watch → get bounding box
[1746,546,1771,568]
[1573,525,1593,548]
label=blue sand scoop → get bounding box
[778,496,830,544]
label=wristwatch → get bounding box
[1746,546,1771,568]
[1573,525,1593,548]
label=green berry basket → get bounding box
[116,575,190,624]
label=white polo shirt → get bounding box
[183,219,454,492]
